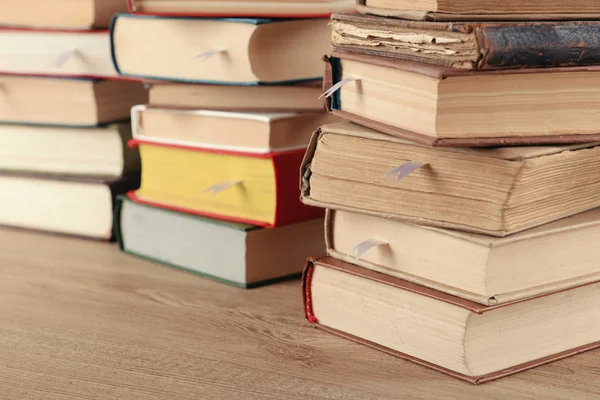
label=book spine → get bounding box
[477,23,600,69]
[272,151,325,226]
[126,0,135,13]
[301,258,318,324]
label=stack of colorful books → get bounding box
[0,0,145,239]
[113,0,354,288]
[301,2,600,384]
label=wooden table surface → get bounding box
[1,227,600,400]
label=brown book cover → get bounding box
[324,50,600,147]
[332,12,600,70]
[302,256,600,384]
[355,0,600,21]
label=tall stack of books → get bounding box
[301,2,600,384]
[112,0,354,288]
[0,0,145,240]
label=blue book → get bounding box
[110,14,330,85]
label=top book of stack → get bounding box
[0,0,128,29]
[356,0,600,21]
[126,0,355,18]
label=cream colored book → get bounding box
[0,0,127,29]
[301,122,600,237]
[326,209,600,305]
[0,29,117,78]
[111,15,331,84]
[128,0,354,16]
[132,106,337,153]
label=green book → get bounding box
[115,196,325,288]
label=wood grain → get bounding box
[1,226,599,399]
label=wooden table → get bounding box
[1,227,599,399]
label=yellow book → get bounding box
[131,141,322,227]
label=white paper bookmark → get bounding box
[318,77,359,99]
[55,49,78,67]
[203,180,242,196]
[193,48,227,63]
[383,161,428,183]
[350,239,388,260]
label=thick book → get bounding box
[110,15,331,84]
[132,106,337,153]
[0,123,139,179]
[331,12,600,70]
[116,196,325,288]
[326,209,600,305]
[0,0,127,30]
[126,0,354,18]
[303,257,600,384]
[0,28,118,78]
[131,140,323,227]
[355,0,600,21]
[0,173,139,240]
[0,76,147,127]
[301,122,600,237]
[148,82,325,111]
[324,51,600,146]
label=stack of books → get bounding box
[0,0,145,240]
[112,0,354,288]
[301,3,600,384]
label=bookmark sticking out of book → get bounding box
[350,239,389,260]
[319,77,359,99]
[194,48,227,63]
[203,180,242,196]
[383,162,428,183]
[55,49,79,67]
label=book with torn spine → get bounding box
[148,82,325,111]
[303,257,600,384]
[301,122,600,237]
[116,196,325,288]
[0,28,118,78]
[126,0,354,18]
[132,106,337,153]
[0,123,139,179]
[0,76,147,127]
[326,209,600,305]
[131,140,323,227]
[323,51,600,146]
[355,0,600,21]
[110,15,331,84]
[0,173,139,240]
[331,12,600,70]
[0,0,128,30]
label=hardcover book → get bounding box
[324,51,600,146]
[132,106,337,153]
[304,257,600,384]
[0,123,139,179]
[301,122,600,237]
[110,15,331,84]
[116,196,325,288]
[132,140,323,227]
[0,76,147,127]
[0,0,128,30]
[326,209,600,305]
[126,0,354,18]
[355,0,600,21]
[148,82,325,111]
[331,12,600,70]
[0,173,139,240]
[0,28,118,78]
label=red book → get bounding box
[129,139,323,228]
[126,0,354,18]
